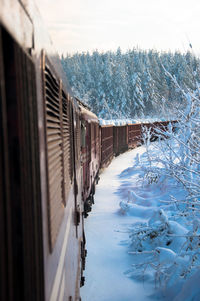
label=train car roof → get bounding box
[100,124,114,128]
[79,105,99,123]
[99,118,176,126]
[75,97,91,110]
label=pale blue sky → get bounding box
[36,0,200,55]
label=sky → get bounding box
[35,0,200,55]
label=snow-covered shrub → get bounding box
[120,77,200,299]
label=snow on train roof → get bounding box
[98,117,169,126]
[80,106,99,123]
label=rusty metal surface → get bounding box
[80,104,100,201]
[113,125,128,156]
[81,121,100,203]
[80,105,99,123]
[75,112,81,167]
[42,54,65,250]
[142,121,169,141]
[81,121,91,201]
[39,51,82,300]
[61,90,71,204]
[101,126,114,168]
[128,124,142,148]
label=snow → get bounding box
[81,140,200,301]
[81,147,153,301]
[98,118,134,126]
[62,50,199,120]
[98,118,168,126]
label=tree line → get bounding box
[61,48,200,119]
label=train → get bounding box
[0,1,176,300]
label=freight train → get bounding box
[0,1,176,300]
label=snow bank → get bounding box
[81,147,154,301]
[118,139,200,300]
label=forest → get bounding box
[62,48,200,120]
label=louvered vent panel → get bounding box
[76,113,81,165]
[62,91,71,202]
[69,100,74,180]
[44,63,64,249]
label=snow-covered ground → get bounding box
[81,140,200,301]
[81,147,154,301]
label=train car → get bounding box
[78,100,100,216]
[0,1,85,300]
[113,125,128,156]
[100,125,114,169]
[127,123,142,148]
[142,120,177,141]
[100,120,177,169]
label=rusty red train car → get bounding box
[79,101,100,215]
[99,121,177,168]
[127,123,142,148]
[142,120,176,141]
[113,125,128,156]
[100,125,114,169]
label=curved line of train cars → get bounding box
[0,1,176,300]
[100,120,175,168]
